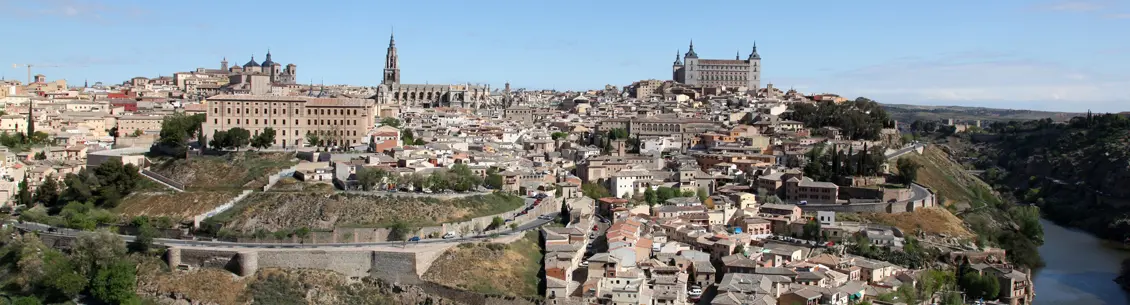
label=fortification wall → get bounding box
[257,250,375,278]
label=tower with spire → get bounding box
[382,31,400,85]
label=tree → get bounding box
[380,117,402,128]
[560,198,571,225]
[696,188,708,204]
[581,182,611,199]
[401,129,415,146]
[17,176,32,207]
[210,130,230,150]
[33,175,60,209]
[896,157,921,186]
[72,229,127,277]
[803,220,822,241]
[91,260,139,305]
[305,132,321,149]
[643,187,657,206]
[485,171,504,189]
[490,216,505,230]
[12,296,43,305]
[251,127,277,150]
[33,151,46,160]
[551,132,569,140]
[131,221,157,253]
[387,221,415,241]
[356,167,389,191]
[158,113,206,151]
[226,127,251,150]
[733,244,746,254]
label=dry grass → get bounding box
[116,191,241,221]
[151,152,297,191]
[423,231,543,297]
[136,261,252,305]
[218,192,524,232]
[861,207,974,238]
[906,146,1001,211]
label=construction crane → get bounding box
[11,63,61,84]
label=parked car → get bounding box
[442,232,457,239]
[689,286,703,296]
[408,236,421,242]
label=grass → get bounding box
[149,152,297,191]
[211,192,525,234]
[116,191,241,221]
[859,207,974,238]
[422,231,543,297]
[907,146,1001,211]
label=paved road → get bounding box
[885,143,925,160]
[10,212,558,250]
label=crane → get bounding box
[11,63,61,84]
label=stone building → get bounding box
[203,94,378,148]
[671,41,762,90]
[372,33,490,108]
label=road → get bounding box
[885,143,925,160]
[10,212,558,250]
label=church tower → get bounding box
[382,32,400,85]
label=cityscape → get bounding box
[1,1,1129,305]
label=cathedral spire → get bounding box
[674,49,682,65]
[748,41,761,60]
[736,50,740,60]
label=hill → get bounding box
[423,232,543,297]
[882,104,1077,125]
[901,145,1043,267]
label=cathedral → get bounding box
[372,33,491,108]
[672,40,761,90]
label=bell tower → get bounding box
[382,32,400,85]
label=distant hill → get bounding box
[881,104,1080,124]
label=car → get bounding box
[593,225,599,231]
[443,232,457,239]
[579,260,589,267]
[47,227,58,233]
[689,286,703,296]
[408,236,421,242]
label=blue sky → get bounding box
[2,0,1128,112]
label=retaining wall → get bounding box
[192,189,253,228]
[262,165,298,191]
[257,250,374,278]
[166,247,439,283]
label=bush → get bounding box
[91,260,139,305]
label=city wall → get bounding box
[802,184,935,214]
[166,246,450,283]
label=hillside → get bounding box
[423,232,543,297]
[882,104,1076,124]
[208,192,525,233]
[149,152,298,191]
[903,145,1043,267]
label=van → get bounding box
[443,232,457,239]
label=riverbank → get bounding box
[1034,219,1130,305]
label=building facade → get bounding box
[203,94,378,148]
[672,41,761,90]
[372,33,491,108]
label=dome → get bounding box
[261,52,276,67]
[243,56,259,68]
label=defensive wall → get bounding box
[166,246,450,283]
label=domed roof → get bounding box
[243,56,259,68]
[261,51,276,67]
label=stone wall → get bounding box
[437,196,559,237]
[257,250,374,278]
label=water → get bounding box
[1035,219,1130,305]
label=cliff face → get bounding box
[972,115,1130,241]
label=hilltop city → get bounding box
[0,35,1037,305]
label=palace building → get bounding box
[672,41,762,90]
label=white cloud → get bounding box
[776,53,1130,112]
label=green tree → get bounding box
[158,113,206,152]
[485,171,504,189]
[91,260,139,305]
[387,221,415,241]
[401,129,415,145]
[803,220,822,241]
[226,127,251,150]
[12,296,43,305]
[356,167,388,191]
[380,117,402,128]
[490,216,505,230]
[733,244,746,254]
[551,132,569,140]
[696,188,708,204]
[33,175,60,209]
[33,151,46,160]
[581,182,611,199]
[131,221,157,253]
[305,132,321,148]
[896,157,921,186]
[251,127,277,150]
[72,229,127,277]
[643,187,657,206]
[559,198,571,225]
[211,130,230,150]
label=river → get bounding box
[1035,219,1130,305]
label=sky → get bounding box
[1,0,1128,112]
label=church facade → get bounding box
[373,33,490,108]
[672,41,762,90]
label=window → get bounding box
[282,130,286,136]
[307,119,311,125]
[227,108,231,114]
[254,119,259,124]
[295,119,298,125]
[214,119,217,124]
[273,119,276,125]
[236,119,240,124]
[236,108,240,114]
[213,108,218,114]
[227,119,231,124]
